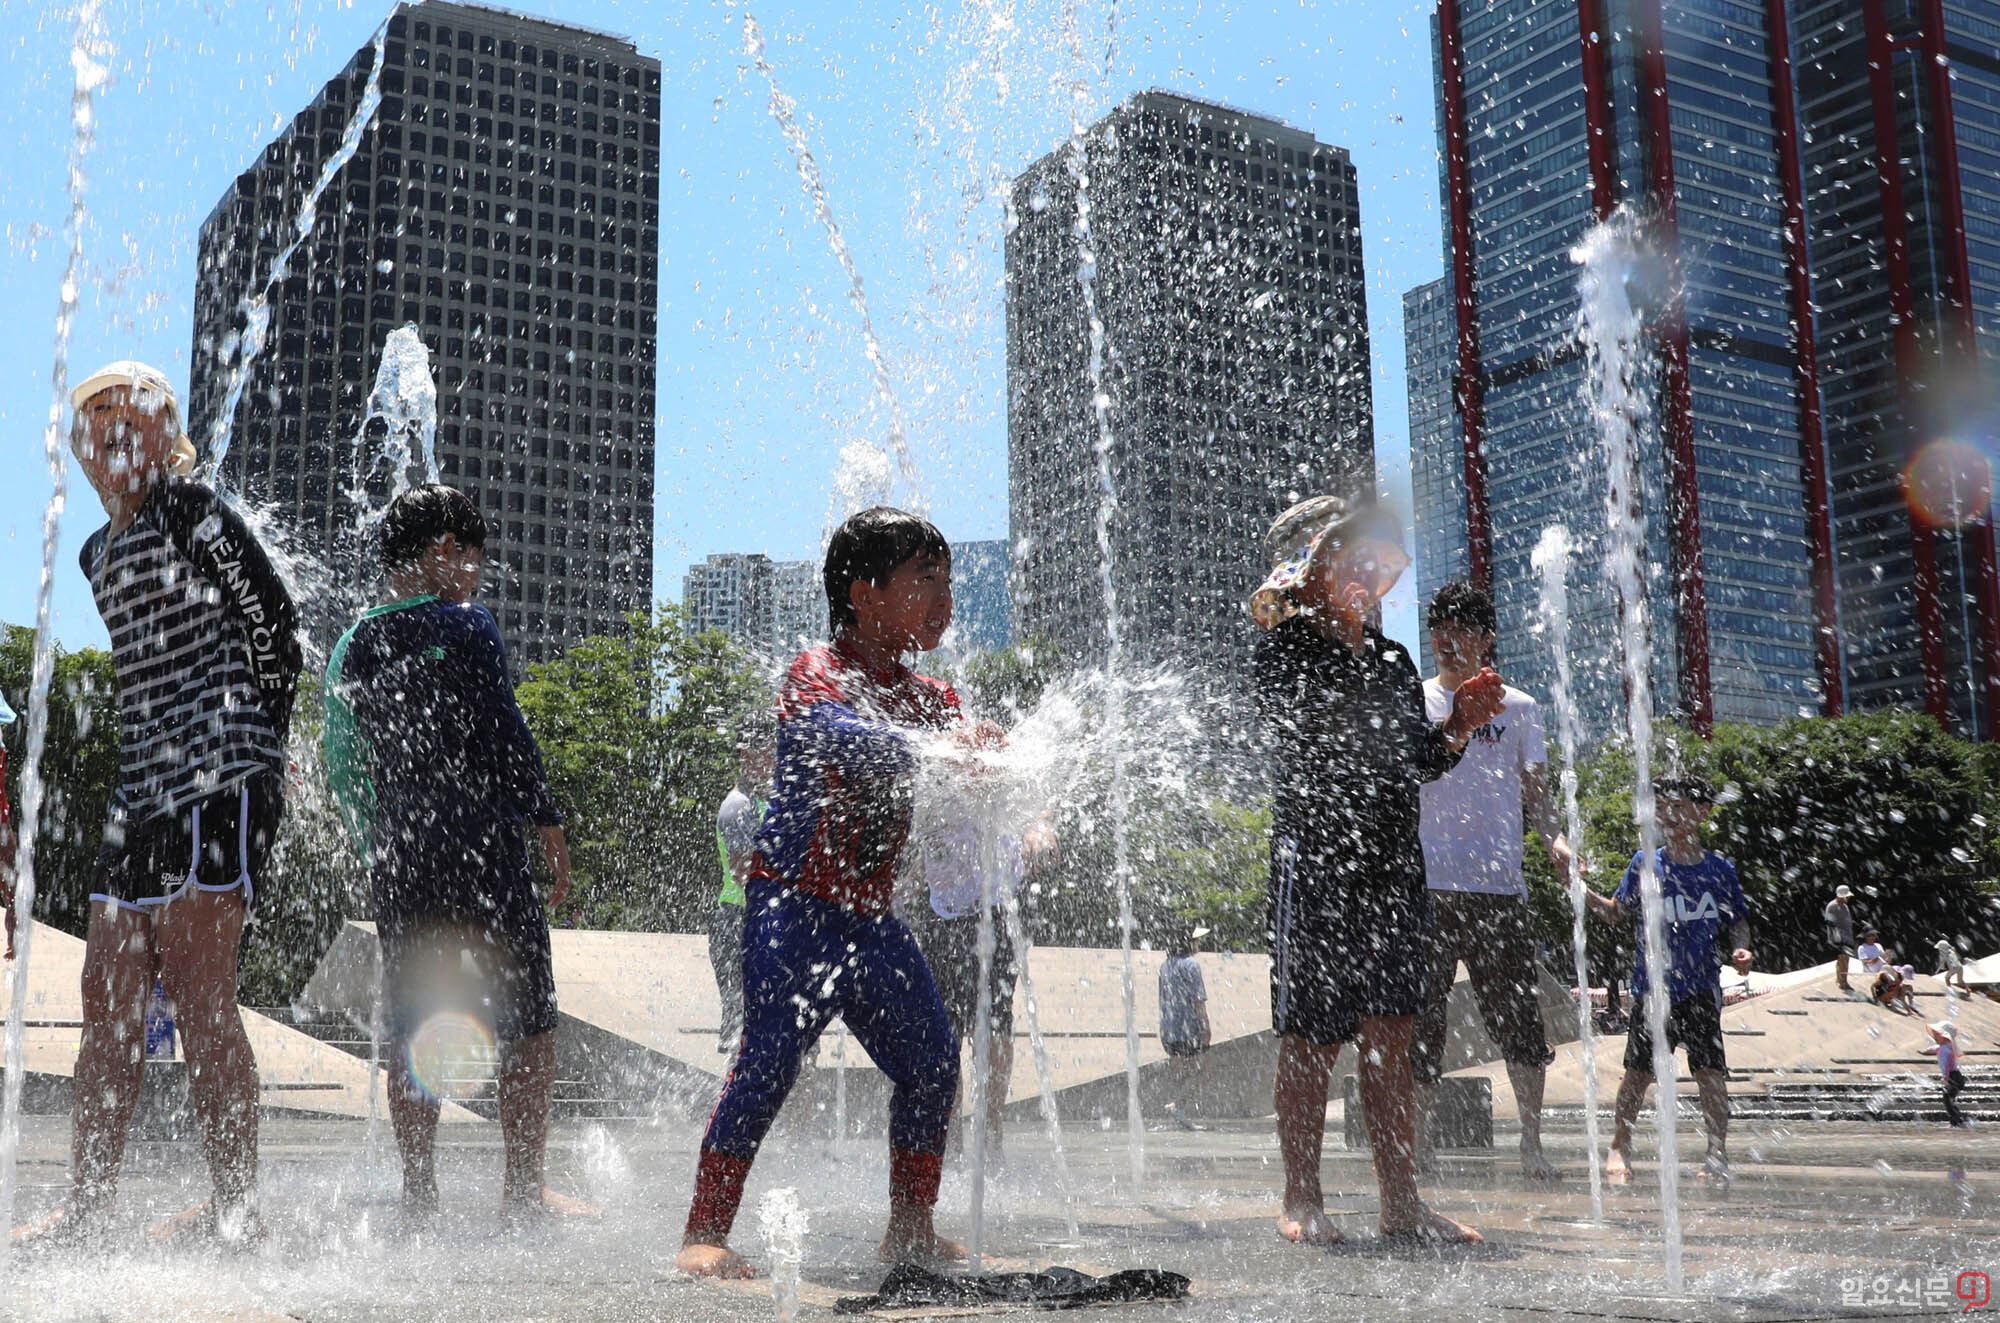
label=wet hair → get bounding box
[1428,581,1498,636]
[823,506,950,634]
[1167,927,1197,958]
[380,483,487,571]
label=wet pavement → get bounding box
[3,1108,1993,1321]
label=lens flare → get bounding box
[1904,438,1995,531]
[405,1011,498,1102]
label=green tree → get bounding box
[1137,798,1269,951]
[515,604,766,932]
[0,624,119,938]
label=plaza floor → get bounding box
[2,1105,1994,1322]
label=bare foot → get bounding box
[1698,1152,1731,1185]
[878,1229,968,1265]
[147,1199,263,1248]
[1520,1147,1563,1182]
[12,1206,98,1251]
[502,1186,603,1224]
[677,1242,759,1278]
[1604,1147,1634,1181]
[1276,1206,1344,1245]
[1379,1203,1484,1245]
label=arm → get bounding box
[457,608,564,826]
[786,699,921,779]
[1522,764,1578,873]
[158,482,303,740]
[1727,918,1753,974]
[540,824,573,913]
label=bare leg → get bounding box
[1605,1069,1651,1179]
[387,1042,442,1214]
[1507,1060,1559,1180]
[155,889,257,1227]
[57,904,153,1232]
[1412,1084,1438,1173]
[497,1031,599,1219]
[879,1203,967,1264]
[1360,1016,1480,1242]
[984,1035,1012,1152]
[1274,1034,1342,1244]
[1835,953,1850,991]
[1693,1067,1730,1180]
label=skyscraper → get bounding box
[1007,91,1374,684]
[1405,276,1466,675]
[1793,0,2000,738]
[189,1,662,665]
[1424,0,1832,736]
[944,538,1013,658]
[682,552,822,663]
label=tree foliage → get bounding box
[515,605,767,933]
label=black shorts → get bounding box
[1623,991,1726,1075]
[91,770,282,911]
[915,911,1017,1040]
[1412,890,1554,1086]
[1163,1039,1207,1059]
[373,819,557,1047]
[1268,836,1428,1046]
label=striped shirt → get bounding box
[82,479,300,827]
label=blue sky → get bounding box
[0,0,1444,660]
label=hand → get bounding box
[1446,667,1505,739]
[1022,816,1059,867]
[541,825,573,915]
[952,719,1007,751]
[1550,836,1585,875]
[1731,947,1753,975]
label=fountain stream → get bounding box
[0,0,105,1245]
[1531,524,1603,1224]
[200,23,388,482]
[741,11,921,508]
[1060,0,1141,1196]
[1575,215,1682,1290]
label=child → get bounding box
[1856,927,1889,976]
[1157,925,1211,1129]
[1250,494,1502,1246]
[677,506,986,1279]
[1937,939,1968,995]
[324,484,592,1225]
[1922,1021,1969,1128]
[1586,777,1752,1183]
[18,362,300,1247]
[712,718,775,1055]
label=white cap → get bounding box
[1191,926,1212,941]
[71,359,176,412]
[1932,1020,1959,1041]
[1937,938,1955,949]
[1834,885,1853,899]
[69,360,196,476]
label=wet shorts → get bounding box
[378,906,558,1048]
[1268,836,1428,1046]
[1622,991,1726,1075]
[91,770,282,911]
[1411,890,1554,1086]
[1163,1039,1207,1059]
[916,911,1017,1040]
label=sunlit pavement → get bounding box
[3,1111,1991,1321]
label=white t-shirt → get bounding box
[1857,942,1887,974]
[1418,680,1548,896]
[923,817,1022,920]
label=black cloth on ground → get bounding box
[833,1264,1190,1313]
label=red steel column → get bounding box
[1634,0,1713,734]
[1918,0,2000,738]
[1440,0,1493,590]
[1864,0,1954,723]
[1764,0,1845,715]
[1577,0,1617,221]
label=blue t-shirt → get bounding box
[1615,848,1747,1003]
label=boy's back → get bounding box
[326,595,559,890]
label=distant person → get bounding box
[325,484,594,1227]
[677,507,997,1278]
[1922,1021,1969,1128]
[1586,777,1752,1184]
[912,809,1052,1166]
[1251,494,1502,1246]
[1872,966,1918,1015]
[17,363,300,1249]
[1411,582,1569,1182]
[1157,926,1212,1129]
[713,720,775,1056]
[1937,939,1969,995]
[1856,928,1889,977]
[1824,885,1856,991]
